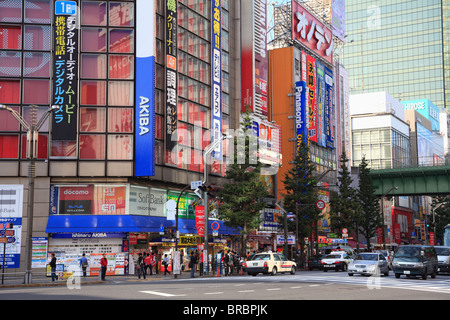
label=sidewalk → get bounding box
[0,269,243,289]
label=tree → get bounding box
[282,140,320,260]
[217,111,269,257]
[357,156,382,251]
[329,151,361,240]
[432,196,450,244]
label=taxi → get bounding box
[243,252,296,276]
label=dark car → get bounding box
[308,255,323,271]
[392,245,438,280]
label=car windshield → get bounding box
[251,254,271,261]
[394,247,421,262]
[324,254,341,259]
[435,247,450,256]
[355,254,378,261]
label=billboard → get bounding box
[292,0,334,64]
[295,80,309,150]
[317,61,326,147]
[135,0,156,176]
[402,99,440,132]
[324,66,334,149]
[211,0,222,160]
[51,0,79,141]
[241,0,268,117]
[305,53,317,143]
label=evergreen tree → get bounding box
[217,111,269,257]
[329,151,361,239]
[282,140,320,259]
[432,196,450,243]
[357,156,382,251]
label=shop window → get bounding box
[23,79,50,105]
[80,107,106,132]
[0,106,19,131]
[0,134,19,158]
[108,107,133,133]
[81,54,107,79]
[21,133,48,159]
[23,52,50,77]
[81,28,107,52]
[50,140,77,158]
[81,1,107,26]
[109,55,134,79]
[0,51,21,77]
[109,2,134,27]
[0,79,21,104]
[79,134,106,159]
[108,81,133,106]
[109,29,134,53]
[80,80,106,105]
[0,0,22,23]
[24,25,51,51]
[24,0,51,24]
[0,25,21,49]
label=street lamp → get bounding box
[381,186,398,250]
[202,133,232,275]
[0,104,60,284]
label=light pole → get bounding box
[0,104,59,284]
[381,186,398,250]
[202,133,232,275]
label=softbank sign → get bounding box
[167,120,282,176]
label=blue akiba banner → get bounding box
[135,0,156,177]
[316,61,326,147]
[324,66,334,149]
[295,81,309,152]
[211,0,222,160]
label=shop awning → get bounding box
[45,215,241,236]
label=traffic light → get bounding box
[198,183,223,197]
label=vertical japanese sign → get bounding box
[316,61,325,147]
[195,206,205,237]
[135,0,156,176]
[211,0,222,160]
[295,81,309,150]
[52,0,79,141]
[324,66,334,149]
[306,54,317,143]
[166,0,178,151]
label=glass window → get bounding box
[108,108,133,133]
[79,134,105,159]
[80,80,106,105]
[0,79,20,104]
[0,135,19,158]
[80,107,106,132]
[0,0,22,23]
[22,106,50,131]
[81,1,107,26]
[24,0,51,24]
[109,55,134,79]
[23,52,50,77]
[23,79,49,104]
[109,2,134,27]
[0,106,19,130]
[21,133,48,159]
[107,134,133,159]
[82,28,107,52]
[108,81,133,106]
[24,25,51,50]
[0,51,21,77]
[81,54,107,78]
[51,140,77,158]
[109,29,134,53]
[0,25,21,49]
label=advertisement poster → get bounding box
[324,66,335,149]
[316,61,326,147]
[32,237,48,268]
[295,80,309,149]
[306,54,317,143]
[51,0,79,141]
[195,206,205,237]
[59,185,93,214]
[92,185,126,215]
[211,0,222,160]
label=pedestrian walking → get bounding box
[144,252,152,275]
[80,253,89,277]
[189,251,197,278]
[49,253,57,282]
[137,253,146,279]
[100,254,108,281]
[163,254,170,275]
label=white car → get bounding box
[243,252,296,276]
[321,251,353,272]
[348,253,389,276]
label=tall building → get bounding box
[0,0,282,275]
[344,0,448,111]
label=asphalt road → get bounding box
[1,271,449,302]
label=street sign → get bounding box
[342,228,348,234]
[316,200,325,210]
[191,180,202,190]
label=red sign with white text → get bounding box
[195,206,205,237]
[291,0,334,64]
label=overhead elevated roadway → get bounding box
[370,165,450,196]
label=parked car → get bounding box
[392,245,438,280]
[242,252,296,276]
[321,251,352,272]
[307,255,323,271]
[348,253,389,277]
[434,246,450,274]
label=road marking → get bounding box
[267,288,281,291]
[205,292,224,295]
[290,286,302,289]
[309,284,320,287]
[238,290,255,293]
[140,290,185,297]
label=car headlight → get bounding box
[392,261,400,267]
[413,262,423,268]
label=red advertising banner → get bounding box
[393,223,401,245]
[306,54,317,143]
[195,206,205,237]
[429,232,435,246]
[291,0,334,64]
[92,185,126,215]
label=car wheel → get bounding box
[348,273,353,276]
[395,273,400,279]
[421,269,427,280]
[384,269,389,277]
[431,267,437,279]
[342,263,347,272]
[290,266,296,275]
[271,267,277,276]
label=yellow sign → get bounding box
[179,236,198,246]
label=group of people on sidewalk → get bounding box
[136,252,159,279]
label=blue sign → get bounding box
[324,66,334,149]
[55,1,77,15]
[295,81,309,150]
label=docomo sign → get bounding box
[291,0,334,64]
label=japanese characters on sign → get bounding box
[211,0,222,160]
[324,66,335,149]
[52,1,79,141]
[291,0,334,64]
[166,0,178,150]
[295,80,309,151]
[305,54,317,143]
